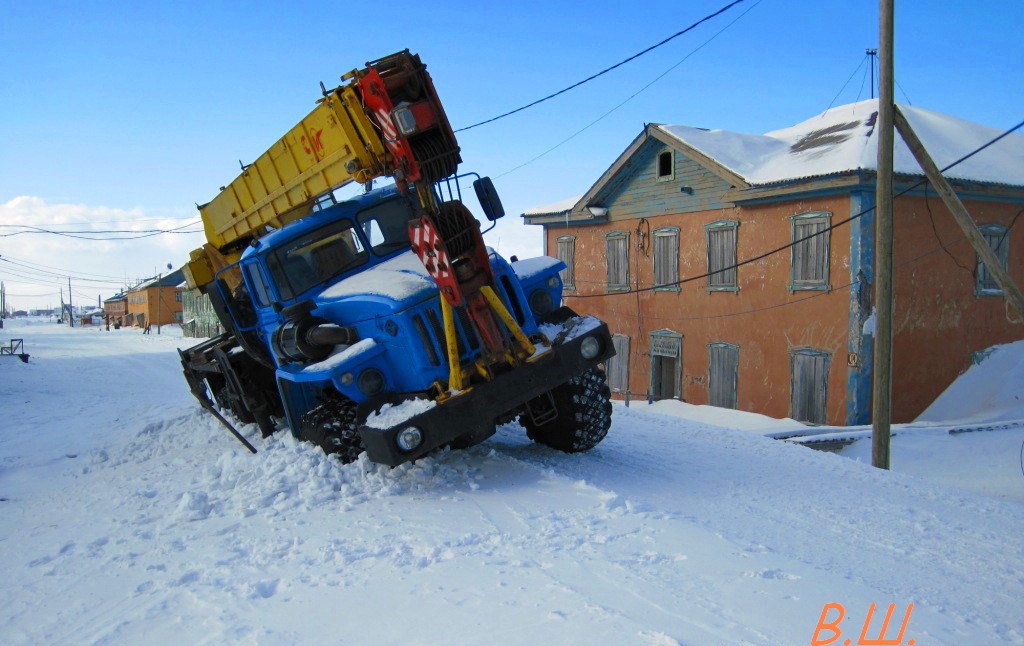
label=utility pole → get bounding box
[871,0,894,470]
[157,272,162,335]
[67,277,74,328]
[866,48,878,99]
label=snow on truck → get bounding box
[179,51,614,466]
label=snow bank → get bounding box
[917,339,1024,424]
[632,399,801,434]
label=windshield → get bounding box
[357,196,416,256]
[266,219,367,300]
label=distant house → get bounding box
[126,269,185,328]
[523,99,1024,425]
[103,293,129,327]
[78,309,104,326]
[180,284,223,338]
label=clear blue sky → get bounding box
[1,0,1021,308]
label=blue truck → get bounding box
[179,52,614,466]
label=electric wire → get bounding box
[455,0,748,132]
[822,54,868,114]
[568,116,1024,299]
[0,259,142,285]
[0,254,139,280]
[496,0,764,178]
[0,219,203,240]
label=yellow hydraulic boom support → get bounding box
[183,50,460,291]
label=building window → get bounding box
[706,220,739,291]
[556,235,576,291]
[174,291,183,302]
[657,150,674,181]
[708,342,739,409]
[606,231,629,290]
[607,334,630,393]
[976,224,1010,295]
[790,348,830,424]
[649,330,681,400]
[175,311,183,323]
[790,211,831,291]
[653,227,679,291]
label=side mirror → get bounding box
[473,177,505,221]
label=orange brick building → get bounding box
[125,269,184,328]
[524,100,1023,425]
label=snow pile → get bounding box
[363,397,437,430]
[916,339,1024,424]
[319,250,436,301]
[634,399,801,434]
[510,255,561,281]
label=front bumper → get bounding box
[355,317,614,466]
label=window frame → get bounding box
[705,219,740,292]
[556,234,576,291]
[605,230,630,291]
[975,223,1010,296]
[789,211,832,292]
[656,150,674,182]
[652,226,680,292]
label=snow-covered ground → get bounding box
[2,319,1022,645]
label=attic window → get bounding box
[657,151,674,181]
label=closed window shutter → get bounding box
[556,237,575,289]
[978,228,1009,292]
[606,234,628,288]
[608,334,630,392]
[708,226,737,288]
[791,350,828,424]
[653,230,678,288]
[709,344,738,408]
[793,219,828,287]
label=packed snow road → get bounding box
[2,319,1022,645]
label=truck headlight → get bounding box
[529,289,554,316]
[396,426,423,452]
[580,336,602,360]
[357,368,385,396]
[546,276,559,289]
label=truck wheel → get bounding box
[299,392,364,464]
[521,368,612,453]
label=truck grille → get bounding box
[412,303,480,368]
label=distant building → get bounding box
[126,269,185,328]
[523,99,1024,425]
[103,293,128,327]
[180,285,223,338]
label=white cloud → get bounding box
[0,196,205,310]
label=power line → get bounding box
[0,259,137,285]
[455,0,748,133]
[497,0,764,179]
[0,254,137,280]
[568,116,1024,300]
[822,53,868,115]
[0,219,202,239]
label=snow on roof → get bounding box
[659,99,1024,188]
[521,194,583,217]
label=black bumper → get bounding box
[356,318,614,467]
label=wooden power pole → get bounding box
[872,0,895,470]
